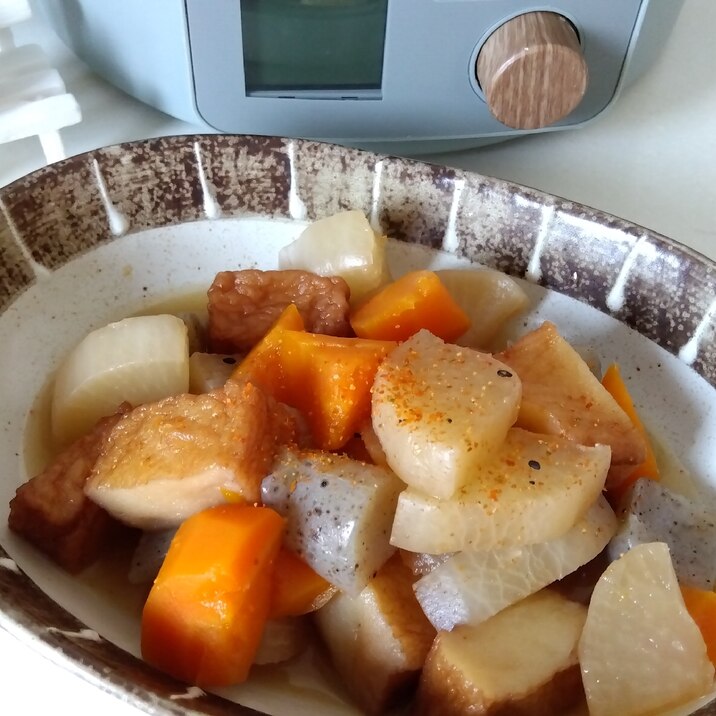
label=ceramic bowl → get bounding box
[0,134,715,715]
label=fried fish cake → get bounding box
[9,405,131,573]
[208,269,351,352]
[85,380,297,530]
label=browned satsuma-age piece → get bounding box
[207,269,352,353]
[415,590,588,716]
[315,554,436,715]
[8,404,132,573]
[497,321,647,469]
[84,379,299,531]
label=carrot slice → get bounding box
[141,504,284,687]
[270,548,334,618]
[234,302,394,450]
[235,323,394,451]
[259,302,306,332]
[350,270,470,342]
[681,586,716,666]
[280,331,395,450]
[601,363,660,504]
[231,303,305,396]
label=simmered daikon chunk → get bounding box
[279,210,391,303]
[254,617,309,666]
[391,428,610,553]
[435,268,529,349]
[372,330,521,500]
[414,496,616,631]
[52,314,189,445]
[188,352,243,393]
[497,322,645,467]
[579,542,714,716]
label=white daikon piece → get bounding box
[435,268,529,349]
[254,618,309,666]
[417,590,587,716]
[391,428,611,553]
[372,330,521,500]
[279,210,390,302]
[579,542,714,716]
[414,496,616,631]
[399,550,452,578]
[52,314,189,445]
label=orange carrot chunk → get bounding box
[279,331,395,450]
[235,325,395,451]
[141,504,284,687]
[681,586,716,666]
[350,270,471,342]
[231,303,306,397]
[601,363,659,476]
[270,548,334,619]
[601,363,660,504]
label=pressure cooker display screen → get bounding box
[241,0,388,93]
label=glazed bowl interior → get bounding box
[0,135,715,715]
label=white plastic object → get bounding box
[0,0,81,165]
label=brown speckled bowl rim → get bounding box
[0,134,714,715]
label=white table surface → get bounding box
[1,3,715,714]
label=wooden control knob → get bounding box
[476,12,588,130]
